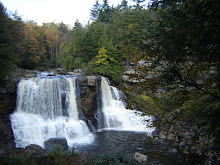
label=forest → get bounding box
[0,0,220,160]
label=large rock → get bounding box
[44,138,68,152]
[0,75,17,153]
[0,114,15,153]
[134,152,147,162]
[76,75,102,130]
[23,144,46,157]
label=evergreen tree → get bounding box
[120,0,129,11]
[99,0,112,24]
[133,0,146,9]
[0,2,14,80]
[90,0,101,21]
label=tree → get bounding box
[58,20,85,69]
[11,12,25,68]
[43,22,60,67]
[90,0,115,24]
[0,2,14,80]
[90,0,101,20]
[120,0,129,10]
[133,0,146,9]
[131,0,220,155]
[146,0,220,98]
[87,47,123,83]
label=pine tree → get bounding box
[0,2,14,80]
[90,0,101,21]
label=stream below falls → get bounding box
[74,130,195,165]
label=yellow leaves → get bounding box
[141,95,154,105]
[95,47,116,65]
[98,47,107,55]
[95,57,108,65]
[128,24,134,29]
[30,55,41,63]
[140,95,157,110]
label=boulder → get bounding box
[44,138,68,152]
[23,144,46,157]
[134,152,147,162]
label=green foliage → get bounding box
[0,152,144,165]
[87,47,123,83]
[91,0,114,24]
[93,153,144,165]
[63,56,74,69]
[48,145,66,165]
[73,57,85,69]
[152,86,220,154]
[0,153,32,165]
[0,2,14,80]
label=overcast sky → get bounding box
[1,0,150,26]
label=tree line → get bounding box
[0,2,70,80]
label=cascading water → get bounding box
[10,73,154,150]
[9,74,191,164]
[100,77,155,133]
[10,75,94,148]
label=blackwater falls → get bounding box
[10,73,191,164]
[10,73,154,148]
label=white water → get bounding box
[10,77,94,148]
[10,75,154,149]
[100,77,155,133]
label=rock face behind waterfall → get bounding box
[76,75,102,130]
[0,76,18,153]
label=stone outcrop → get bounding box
[134,152,147,162]
[0,114,15,153]
[155,112,219,162]
[76,75,102,130]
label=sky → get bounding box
[1,0,150,27]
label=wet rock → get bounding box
[44,138,68,152]
[134,152,147,162]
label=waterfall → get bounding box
[100,77,154,133]
[10,74,155,149]
[10,76,94,148]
